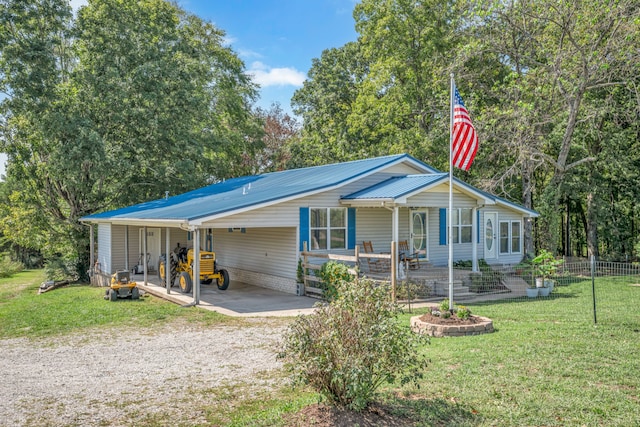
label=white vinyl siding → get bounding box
[213,227,297,281]
[97,224,112,273]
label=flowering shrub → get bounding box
[278,279,429,411]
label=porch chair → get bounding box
[398,240,420,270]
[361,241,390,274]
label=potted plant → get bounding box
[531,249,562,297]
[525,282,539,298]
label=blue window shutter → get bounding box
[299,207,309,251]
[477,210,481,244]
[439,208,447,245]
[347,208,356,250]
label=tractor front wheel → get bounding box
[109,289,118,301]
[217,269,230,290]
[178,272,192,294]
[131,287,140,300]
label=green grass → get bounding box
[0,270,234,339]
[1,270,639,426]
[389,277,640,426]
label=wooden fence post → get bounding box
[391,241,397,302]
[303,241,308,294]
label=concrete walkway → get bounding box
[137,278,319,317]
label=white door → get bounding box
[410,210,428,259]
[139,228,161,271]
[484,213,497,260]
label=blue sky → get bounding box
[176,0,359,112]
[0,0,360,178]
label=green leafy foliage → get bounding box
[279,279,429,411]
[0,0,261,275]
[0,253,24,278]
[317,261,353,300]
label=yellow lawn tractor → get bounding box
[158,246,229,294]
[105,270,140,301]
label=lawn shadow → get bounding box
[384,394,480,426]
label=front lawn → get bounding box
[0,270,234,339]
[1,270,638,426]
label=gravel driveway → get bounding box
[0,321,287,426]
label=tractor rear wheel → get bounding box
[217,269,230,290]
[158,259,166,285]
[178,271,192,294]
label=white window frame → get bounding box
[451,208,473,244]
[499,220,522,255]
[309,207,347,251]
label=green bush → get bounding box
[279,279,429,411]
[0,254,24,278]
[318,261,354,300]
[44,257,79,281]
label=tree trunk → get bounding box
[586,192,599,258]
[522,160,535,257]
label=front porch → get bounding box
[302,243,529,304]
[361,262,529,303]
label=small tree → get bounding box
[278,279,429,411]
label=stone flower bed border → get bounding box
[410,312,494,337]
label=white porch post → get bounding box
[472,207,478,272]
[143,226,148,286]
[165,227,171,294]
[124,226,129,272]
[393,206,399,278]
[193,228,200,304]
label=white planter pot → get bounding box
[538,286,551,297]
[535,277,544,288]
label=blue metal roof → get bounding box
[342,174,448,200]
[81,154,431,222]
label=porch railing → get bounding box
[300,241,398,299]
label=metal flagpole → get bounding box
[449,73,455,311]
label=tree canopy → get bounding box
[0,0,262,275]
[290,0,640,259]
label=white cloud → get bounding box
[248,62,306,88]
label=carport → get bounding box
[134,274,318,317]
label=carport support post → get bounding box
[143,226,148,286]
[165,227,170,294]
[124,226,129,272]
[193,228,200,305]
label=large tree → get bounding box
[474,0,640,256]
[0,0,261,276]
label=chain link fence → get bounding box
[393,259,640,325]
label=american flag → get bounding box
[451,84,478,171]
